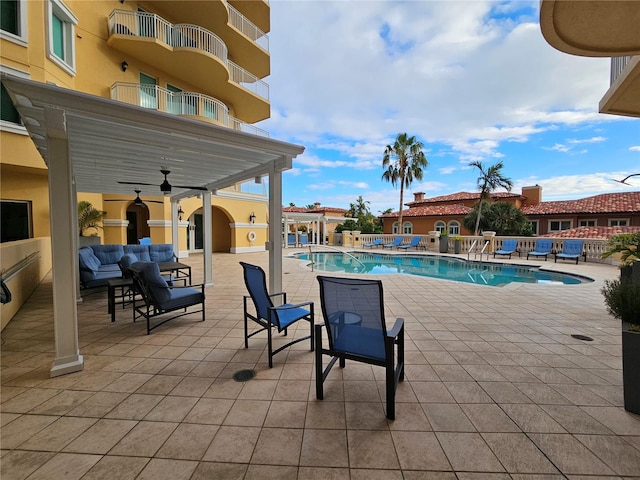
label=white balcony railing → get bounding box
[611,56,632,85]
[108,10,269,101]
[227,3,269,51]
[110,83,269,137]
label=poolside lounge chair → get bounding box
[527,239,553,261]
[383,237,403,249]
[316,275,404,420]
[363,238,384,248]
[555,239,585,264]
[493,239,519,259]
[398,236,423,250]
[240,262,314,368]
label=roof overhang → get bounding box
[540,0,640,57]
[1,75,304,201]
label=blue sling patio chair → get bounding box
[240,262,314,368]
[493,239,519,259]
[555,239,585,264]
[526,239,553,261]
[129,261,205,334]
[363,238,384,248]
[398,236,423,250]
[316,275,405,420]
[383,237,403,249]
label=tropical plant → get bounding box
[78,201,106,236]
[382,133,428,229]
[469,160,513,235]
[601,278,640,329]
[484,202,531,236]
[602,232,640,267]
[463,200,493,233]
[336,196,383,234]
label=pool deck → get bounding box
[2,249,640,479]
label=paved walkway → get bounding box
[2,249,640,479]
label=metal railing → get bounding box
[0,251,40,282]
[110,83,268,137]
[611,56,632,85]
[227,3,269,51]
[109,10,269,101]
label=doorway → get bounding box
[126,203,150,244]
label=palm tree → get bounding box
[382,133,428,232]
[469,160,513,235]
[77,201,106,236]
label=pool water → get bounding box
[293,251,592,287]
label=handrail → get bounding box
[227,3,269,51]
[479,240,489,262]
[306,245,367,272]
[0,251,40,282]
[467,239,478,261]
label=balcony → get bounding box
[107,10,269,122]
[600,55,640,118]
[111,82,268,137]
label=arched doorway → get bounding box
[187,206,232,252]
[126,203,150,244]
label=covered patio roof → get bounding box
[1,74,305,377]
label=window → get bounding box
[448,221,460,236]
[549,220,572,232]
[434,221,446,233]
[1,83,20,124]
[1,200,32,243]
[609,219,629,227]
[47,0,78,74]
[403,222,412,234]
[1,0,27,44]
[579,220,596,227]
[529,220,538,236]
[140,73,158,109]
[0,65,28,133]
[392,222,398,234]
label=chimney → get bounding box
[413,192,425,202]
[522,185,542,205]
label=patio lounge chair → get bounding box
[527,239,553,261]
[493,239,519,259]
[398,236,423,250]
[240,262,314,368]
[363,238,384,248]
[555,239,585,264]
[130,261,205,334]
[315,275,405,420]
[382,237,403,249]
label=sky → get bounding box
[256,0,640,215]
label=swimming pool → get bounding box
[293,251,592,287]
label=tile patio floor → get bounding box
[2,249,640,479]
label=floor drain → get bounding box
[571,334,594,342]
[233,369,256,382]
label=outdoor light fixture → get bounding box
[178,205,184,221]
[255,176,262,184]
[121,61,128,72]
[249,212,256,224]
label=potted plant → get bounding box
[78,201,106,245]
[601,277,640,414]
[602,232,640,282]
[439,232,449,253]
[453,236,463,254]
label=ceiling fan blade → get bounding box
[118,181,160,186]
[104,198,164,204]
[174,185,209,191]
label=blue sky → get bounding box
[258,1,640,214]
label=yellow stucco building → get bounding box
[1,0,272,327]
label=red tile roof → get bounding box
[406,191,520,206]
[282,206,347,214]
[381,204,472,218]
[522,192,640,215]
[540,226,640,239]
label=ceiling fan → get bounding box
[104,189,164,206]
[611,173,640,185]
[118,167,208,195]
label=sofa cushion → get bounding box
[149,244,174,263]
[119,253,138,269]
[123,244,151,262]
[79,247,101,272]
[132,261,171,305]
[91,244,125,265]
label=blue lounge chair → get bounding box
[493,239,519,259]
[555,239,584,264]
[363,238,384,248]
[527,239,553,261]
[398,236,423,250]
[383,237,403,249]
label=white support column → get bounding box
[45,108,83,377]
[202,191,213,286]
[73,178,82,303]
[268,161,284,293]
[171,201,179,255]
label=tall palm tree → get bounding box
[469,160,513,235]
[382,133,428,232]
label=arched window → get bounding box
[392,222,399,234]
[435,221,446,233]
[403,222,413,234]
[448,221,460,236]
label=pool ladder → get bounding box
[468,239,490,262]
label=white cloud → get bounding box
[515,172,638,199]
[567,136,606,144]
[630,146,640,152]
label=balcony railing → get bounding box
[110,83,268,137]
[227,3,269,51]
[108,10,269,101]
[611,56,632,85]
